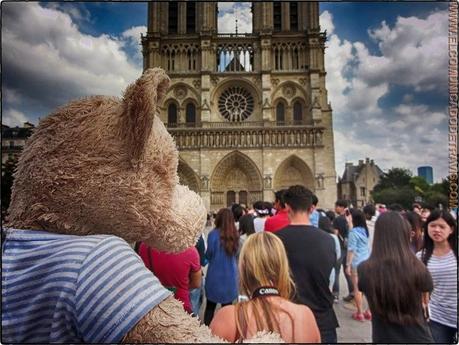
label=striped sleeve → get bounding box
[75,236,171,343]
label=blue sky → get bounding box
[2,2,450,181]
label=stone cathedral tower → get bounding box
[142,2,337,210]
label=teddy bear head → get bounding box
[7,68,206,252]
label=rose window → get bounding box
[218,86,254,122]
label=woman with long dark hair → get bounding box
[417,209,457,343]
[345,208,371,321]
[204,208,239,325]
[358,211,434,342]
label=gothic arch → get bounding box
[163,82,200,106]
[183,98,200,124]
[272,81,309,106]
[210,151,263,209]
[273,97,288,108]
[273,97,288,124]
[178,159,200,193]
[165,100,179,126]
[291,96,312,125]
[273,155,315,191]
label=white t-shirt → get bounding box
[253,217,267,233]
[366,216,376,250]
[2,229,171,343]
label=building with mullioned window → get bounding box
[142,2,337,210]
[337,158,384,207]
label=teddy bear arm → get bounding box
[122,295,225,343]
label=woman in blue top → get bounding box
[204,208,239,325]
[345,208,371,322]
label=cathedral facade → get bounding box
[142,2,337,210]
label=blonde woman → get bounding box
[210,232,320,343]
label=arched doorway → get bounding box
[177,159,200,193]
[273,155,315,191]
[210,151,263,210]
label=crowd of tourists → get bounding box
[136,186,457,343]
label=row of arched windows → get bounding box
[167,103,197,127]
[168,2,301,35]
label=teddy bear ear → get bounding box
[120,68,170,163]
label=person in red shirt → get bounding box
[264,189,290,233]
[137,242,202,314]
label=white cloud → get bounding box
[322,30,354,113]
[324,9,449,180]
[122,26,147,46]
[121,25,147,65]
[320,10,335,35]
[218,2,237,14]
[3,109,28,127]
[2,2,142,118]
[218,2,252,33]
[363,11,448,92]
[44,3,91,23]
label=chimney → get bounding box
[370,159,374,165]
[358,160,364,166]
[365,157,370,164]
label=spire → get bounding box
[235,6,239,35]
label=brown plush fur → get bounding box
[6,68,281,343]
[123,296,223,343]
[7,68,206,252]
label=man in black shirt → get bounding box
[332,199,354,302]
[276,185,339,343]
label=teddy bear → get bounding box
[2,68,282,343]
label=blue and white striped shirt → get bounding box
[2,228,171,343]
[417,250,457,328]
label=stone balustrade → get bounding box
[167,124,324,150]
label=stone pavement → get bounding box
[334,269,372,343]
[335,301,372,342]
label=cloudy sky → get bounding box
[2,2,450,181]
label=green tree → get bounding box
[372,186,416,210]
[410,176,431,196]
[1,155,18,220]
[373,168,413,192]
[424,191,449,209]
[431,178,449,195]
